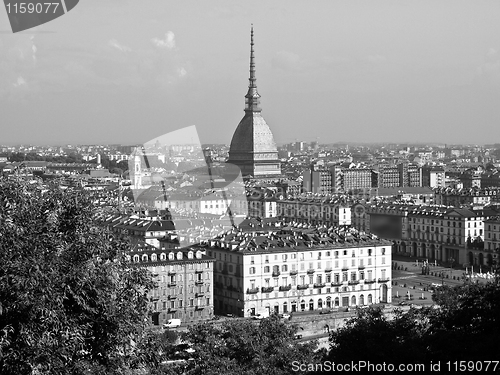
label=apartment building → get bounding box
[433,187,500,208]
[192,221,392,317]
[481,216,500,269]
[422,166,445,188]
[277,196,351,227]
[363,203,500,266]
[302,168,332,194]
[342,168,373,191]
[128,244,215,326]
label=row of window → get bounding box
[248,269,387,289]
[246,285,379,297]
[152,285,209,296]
[410,218,482,225]
[208,248,386,264]
[163,273,207,284]
[154,297,211,310]
[248,258,384,274]
[129,251,206,262]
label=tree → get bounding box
[325,282,500,366]
[325,306,430,365]
[176,315,320,375]
[0,178,155,374]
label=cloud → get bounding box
[475,47,500,85]
[272,50,300,71]
[30,36,37,64]
[152,31,176,49]
[108,39,131,52]
[13,76,26,87]
[486,48,497,59]
[367,55,387,63]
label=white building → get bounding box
[194,221,392,317]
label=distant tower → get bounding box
[227,26,281,179]
[96,154,101,165]
[132,148,142,189]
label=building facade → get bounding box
[128,246,215,326]
[193,223,392,317]
[277,196,351,227]
[361,203,500,266]
[422,166,445,188]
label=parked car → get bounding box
[280,313,291,320]
[319,308,335,315]
[252,313,266,320]
[163,319,181,328]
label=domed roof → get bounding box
[229,112,278,153]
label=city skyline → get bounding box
[1,0,500,145]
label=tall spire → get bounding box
[245,25,261,113]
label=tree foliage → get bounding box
[326,281,500,365]
[0,178,155,374]
[173,315,321,375]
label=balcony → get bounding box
[195,280,204,286]
[168,308,177,313]
[378,278,390,283]
[348,280,359,285]
[289,270,298,275]
[324,268,332,273]
[279,285,292,292]
[307,269,315,274]
[195,305,204,311]
[272,271,281,277]
[313,283,326,288]
[364,280,376,284]
[195,292,204,298]
[330,282,342,287]
[297,284,309,290]
[167,295,176,300]
[261,286,274,293]
[246,287,259,294]
[358,266,365,270]
[167,282,177,287]
[341,267,349,271]
[168,271,176,276]
[195,269,203,274]
[149,297,159,302]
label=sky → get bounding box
[1,0,500,146]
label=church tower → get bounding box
[132,148,142,189]
[227,27,281,179]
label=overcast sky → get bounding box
[1,0,500,146]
